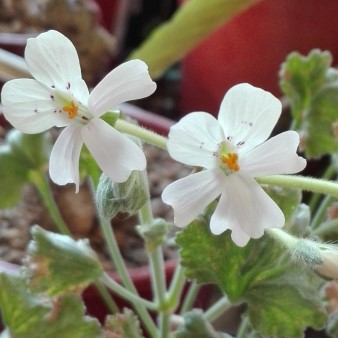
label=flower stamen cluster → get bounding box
[62,101,78,119]
[219,142,239,174]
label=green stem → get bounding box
[139,197,168,337]
[115,119,168,149]
[204,295,231,322]
[265,228,298,250]
[257,175,338,198]
[237,316,251,338]
[310,195,334,230]
[94,281,119,314]
[29,171,70,236]
[166,264,186,311]
[101,273,157,310]
[159,313,171,338]
[313,218,338,237]
[179,282,201,315]
[98,216,158,338]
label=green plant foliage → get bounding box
[7,129,52,170]
[280,49,338,158]
[176,217,287,302]
[245,271,326,337]
[129,0,262,79]
[24,225,103,296]
[0,130,51,207]
[174,309,233,338]
[0,273,102,338]
[104,309,144,338]
[176,186,327,337]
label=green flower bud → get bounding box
[96,170,149,220]
[292,238,338,280]
[137,218,172,252]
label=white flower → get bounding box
[162,83,306,246]
[1,30,156,192]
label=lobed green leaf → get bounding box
[24,225,103,296]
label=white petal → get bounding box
[218,83,282,154]
[239,131,306,177]
[25,30,89,100]
[162,169,224,227]
[88,59,156,117]
[49,125,83,192]
[210,173,285,246]
[167,112,223,168]
[1,79,69,133]
[82,118,146,182]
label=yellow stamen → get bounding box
[63,101,78,119]
[221,153,239,172]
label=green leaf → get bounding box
[305,85,338,157]
[280,49,338,157]
[0,129,52,207]
[104,309,144,338]
[0,273,51,336]
[280,49,332,124]
[176,217,286,302]
[176,191,326,337]
[0,273,102,338]
[245,271,327,338]
[129,0,262,79]
[0,144,28,207]
[174,309,233,338]
[24,225,103,296]
[7,129,52,170]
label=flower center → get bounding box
[53,89,93,124]
[221,153,239,172]
[219,142,240,175]
[62,101,78,119]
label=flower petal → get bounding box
[239,131,306,177]
[167,112,223,168]
[82,118,146,182]
[25,30,89,100]
[218,83,282,154]
[162,169,224,227]
[49,125,83,192]
[1,79,69,133]
[88,59,156,117]
[210,173,285,246]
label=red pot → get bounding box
[180,0,338,116]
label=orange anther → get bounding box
[63,101,78,119]
[221,153,239,172]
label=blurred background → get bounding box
[1,0,338,120]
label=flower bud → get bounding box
[137,218,172,252]
[292,239,338,280]
[96,170,149,220]
[314,246,338,280]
